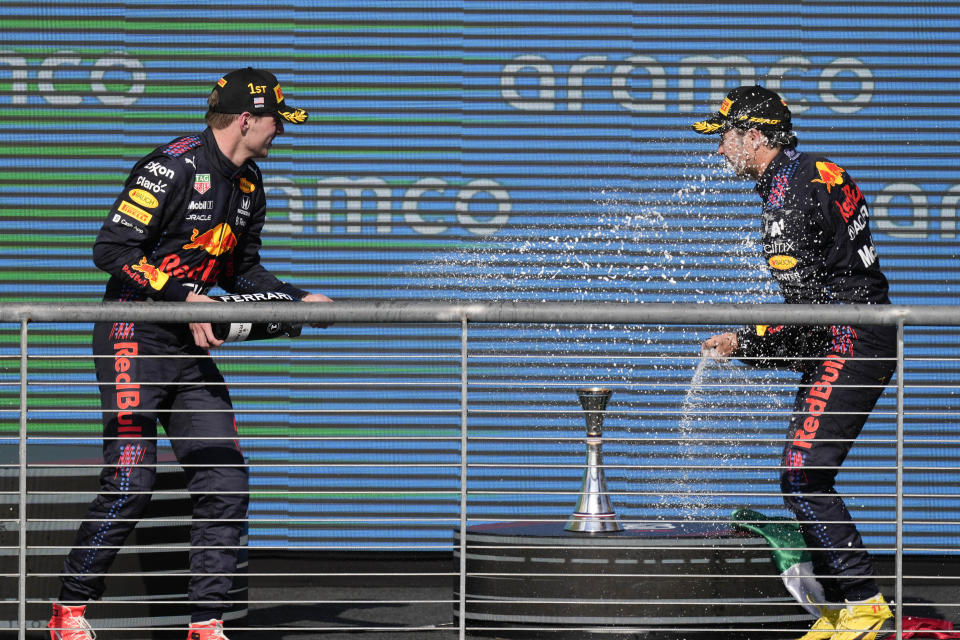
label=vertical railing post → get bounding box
[895,319,905,640]
[458,314,468,640]
[18,319,29,640]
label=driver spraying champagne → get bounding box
[692,85,896,640]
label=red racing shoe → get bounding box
[188,619,230,640]
[48,603,95,640]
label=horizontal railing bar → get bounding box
[13,381,905,391]
[9,523,957,531]
[10,521,955,529]
[15,353,902,363]
[8,352,957,363]
[24,623,453,632]
[11,462,915,470]
[0,437,919,444]
[0,408,906,416]
[22,544,898,553]
[24,571,949,579]
[15,489,912,497]
[0,301,954,326]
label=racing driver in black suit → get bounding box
[694,86,896,640]
[49,68,330,640]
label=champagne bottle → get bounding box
[209,292,303,343]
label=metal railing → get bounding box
[2,301,958,639]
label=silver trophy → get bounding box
[565,387,623,533]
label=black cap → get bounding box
[692,85,791,136]
[210,68,308,124]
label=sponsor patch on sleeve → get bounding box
[118,200,153,225]
[768,254,798,270]
[128,189,159,209]
[130,257,169,291]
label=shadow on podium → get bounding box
[0,447,247,639]
[238,544,960,640]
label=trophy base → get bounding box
[564,512,623,533]
[454,520,809,639]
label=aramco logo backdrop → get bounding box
[1,2,958,550]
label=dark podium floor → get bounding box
[7,550,951,638]
[241,550,960,640]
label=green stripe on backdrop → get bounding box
[0,295,91,302]
[286,364,458,375]
[0,270,103,281]
[254,493,457,500]
[287,239,469,249]
[0,172,126,183]
[0,145,153,157]
[0,111,467,124]
[240,427,458,436]
[2,19,454,32]
[0,424,461,435]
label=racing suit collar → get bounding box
[201,127,248,180]
[754,148,792,200]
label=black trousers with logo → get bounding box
[59,322,248,622]
[779,324,897,603]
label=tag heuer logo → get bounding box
[194,174,211,194]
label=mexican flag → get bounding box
[731,507,829,618]
[731,508,960,638]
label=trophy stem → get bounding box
[565,387,623,533]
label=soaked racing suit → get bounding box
[60,128,307,621]
[733,147,895,603]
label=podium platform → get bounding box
[454,520,811,639]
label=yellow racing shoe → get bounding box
[832,594,895,640]
[797,607,843,640]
